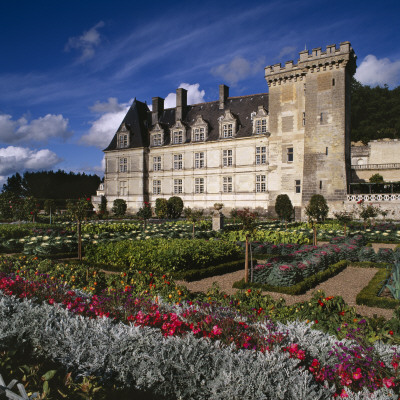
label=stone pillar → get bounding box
[212,211,224,231]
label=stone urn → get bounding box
[213,203,223,211]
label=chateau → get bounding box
[94,42,357,219]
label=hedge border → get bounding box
[232,260,350,295]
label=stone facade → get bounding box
[93,42,357,219]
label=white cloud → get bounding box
[278,46,297,60]
[211,56,265,86]
[164,83,206,108]
[81,99,131,148]
[0,146,61,176]
[0,113,72,145]
[355,54,400,87]
[65,21,105,61]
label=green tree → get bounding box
[2,172,25,196]
[0,192,18,220]
[112,199,127,217]
[137,201,152,229]
[98,195,108,219]
[167,196,183,219]
[333,211,353,236]
[369,173,384,184]
[184,207,204,238]
[275,194,294,227]
[155,198,168,219]
[23,196,40,222]
[305,194,329,222]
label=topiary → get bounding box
[167,196,184,219]
[305,194,329,222]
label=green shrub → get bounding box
[112,199,127,217]
[167,196,183,219]
[274,194,294,222]
[305,194,329,222]
[155,198,168,219]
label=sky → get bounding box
[0,0,400,188]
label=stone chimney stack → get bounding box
[219,84,229,109]
[152,97,164,125]
[176,88,187,121]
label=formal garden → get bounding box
[1,195,400,399]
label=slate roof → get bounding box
[104,93,269,151]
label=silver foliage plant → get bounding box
[0,293,397,400]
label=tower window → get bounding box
[326,147,328,155]
[320,181,323,189]
[332,78,335,86]
[287,147,294,163]
[295,180,301,193]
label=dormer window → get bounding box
[118,134,128,148]
[150,123,164,147]
[170,120,186,145]
[218,110,237,139]
[252,105,269,135]
[191,115,208,142]
[173,130,183,144]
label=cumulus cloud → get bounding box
[65,21,105,61]
[355,54,400,87]
[80,99,131,148]
[0,113,72,145]
[211,56,266,86]
[0,146,61,176]
[164,83,206,108]
[278,46,297,60]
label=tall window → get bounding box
[256,147,266,164]
[193,127,205,142]
[194,178,204,194]
[118,134,128,148]
[223,176,233,193]
[173,130,183,144]
[119,181,127,196]
[222,149,233,167]
[152,134,162,146]
[174,179,183,194]
[295,180,301,193]
[173,154,183,170]
[255,119,267,134]
[256,175,266,192]
[119,157,127,172]
[194,152,205,168]
[153,156,162,171]
[302,112,306,126]
[222,123,233,138]
[287,147,294,163]
[153,180,161,195]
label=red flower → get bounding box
[389,330,394,335]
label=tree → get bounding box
[184,207,204,238]
[155,198,168,219]
[2,173,25,196]
[0,192,18,220]
[167,196,183,219]
[333,211,353,236]
[275,194,294,227]
[137,201,152,229]
[112,199,127,217]
[357,200,380,228]
[98,195,108,219]
[369,173,384,184]
[305,194,329,222]
[23,196,40,222]
[67,198,92,261]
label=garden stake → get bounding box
[244,234,249,283]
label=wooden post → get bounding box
[78,220,82,261]
[313,222,317,246]
[245,234,249,283]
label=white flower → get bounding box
[43,236,50,241]
[383,233,389,236]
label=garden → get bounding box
[1,196,400,399]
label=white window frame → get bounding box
[223,176,233,193]
[173,130,183,144]
[193,127,205,142]
[153,180,161,195]
[118,133,128,148]
[153,156,162,171]
[194,152,205,169]
[174,179,183,194]
[119,181,127,196]
[194,177,204,194]
[222,149,233,167]
[173,154,183,170]
[119,157,127,172]
[254,118,267,134]
[256,175,266,192]
[256,146,266,165]
[152,133,162,146]
[222,123,233,138]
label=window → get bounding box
[222,149,233,167]
[332,78,335,86]
[119,157,127,172]
[255,119,267,134]
[295,180,301,193]
[222,123,233,138]
[194,152,205,168]
[287,147,294,163]
[174,179,183,194]
[193,127,205,142]
[256,146,266,165]
[326,147,329,155]
[173,130,183,144]
[302,112,306,126]
[173,154,183,170]
[320,180,323,189]
[118,134,128,148]
[195,178,204,194]
[119,181,127,196]
[153,156,162,171]
[152,134,162,146]
[153,180,161,195]
[320,113,324,124]
[223,176,233,193]
[256,175,266,192]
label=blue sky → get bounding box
[0,0,399,187]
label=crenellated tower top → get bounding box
[265,42,356,87]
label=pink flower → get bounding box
[211,325,222,336]
[383,377,395,388]
[352,368,362,380]
[340,389,349,398]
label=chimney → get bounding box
[152,97,164,125]
[219,84,229,109]
[176,88,187,121]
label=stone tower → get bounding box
[265,42,356,216]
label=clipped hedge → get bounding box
[233,260,350,295]
[85,238,242,273]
